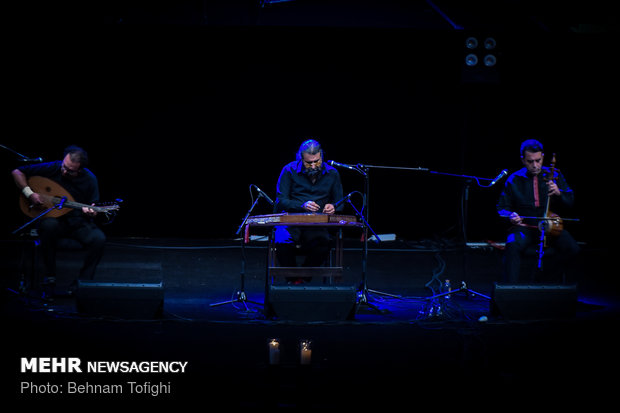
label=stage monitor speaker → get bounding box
[76,281,164,319]
[490,283,577,320]
[268,285,357,321]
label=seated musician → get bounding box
[496,139,579,283]
[274,139,344,278]
[12,145,106,291]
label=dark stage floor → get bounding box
[1,237,617,407]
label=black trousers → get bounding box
[274,226,331,267]
[38,217,106,280]
[503,225,580,283]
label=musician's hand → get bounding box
[548,181,561,196]
[509,212,522,225]
[302,201,320,212]
[323,203,335,214]
[82,205,97,217]
[29,193,43,207]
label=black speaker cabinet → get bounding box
[490,283,577,320]
[268,285,358,321]
[76,281,164,319]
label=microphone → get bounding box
[57,196,67,209]
[253,185,274,205]
[333,192,354,208]
[328,160,367,176]
[489,169,508,186]
[20,157,43,163]
[328,160,357,171]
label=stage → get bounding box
[1,1,617,407]
[2,236,617,407]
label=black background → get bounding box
[2,2,616,247]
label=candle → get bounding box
[300,340,312,365]
[269,339,280,365]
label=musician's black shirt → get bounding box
[18,161,100,218]
[275,160,344,213]
[496,166,574,226]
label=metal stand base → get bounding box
[210,290,263,311]
[423,281,490,318]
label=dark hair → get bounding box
[63,145,89,167]
[296,139,323,161]
[520,139,544,156]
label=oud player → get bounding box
[496,139,579,283]
[12,145,106,290]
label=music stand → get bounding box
[210,188,268,310]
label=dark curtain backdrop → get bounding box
[2,26,614,246]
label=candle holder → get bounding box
[299,339,312,365]
[268,338,280,365]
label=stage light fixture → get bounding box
[465,37,478,49]
[484,37,497,50]
[465,53,478,67]
[483,54,497,67]
[462,34,499,84]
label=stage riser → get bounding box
[76,281,164,319]
[268,285,358,321]
[490,283,577,320]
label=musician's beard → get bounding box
[305,168,320,179]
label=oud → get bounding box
[19,176,120,219]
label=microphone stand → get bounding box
[351,164,495,245]
[0,144,43,163]
[422,169,498,317]
[355,164,499,317]
[346,164,402,314]
[428,169,501,277]
[11,197,67,300]
[423,280,491,319]
[210,190,269,310]
[12,197,67,235]
[427,169,503,242]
